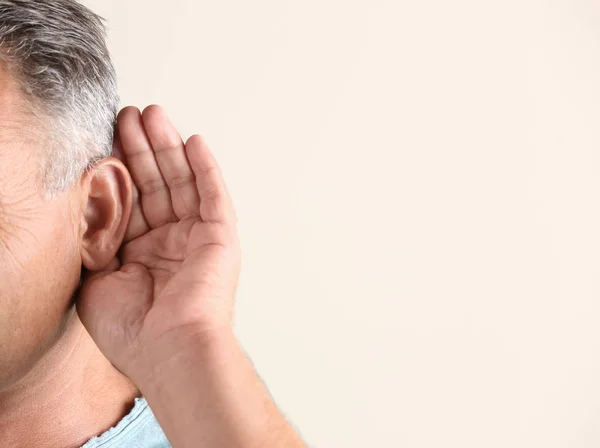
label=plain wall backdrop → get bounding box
[81,1,600,447]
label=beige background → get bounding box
[81,1,600,446]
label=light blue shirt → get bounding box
[81,397,171,447]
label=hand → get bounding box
[76,105,241,384]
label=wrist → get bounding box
[132,324,237,391]
[128,325,306,448]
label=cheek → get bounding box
[0,198,78,280]
[0,219,80,324]
[0,200,82,386]
[16,199,82,305]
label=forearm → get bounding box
[137,329,305,448]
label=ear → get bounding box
[80,157,133,271]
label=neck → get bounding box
[0,310,140,448]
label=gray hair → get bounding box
[0,0,119,196]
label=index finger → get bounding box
[111,119,151,243]
[185,135,235,226]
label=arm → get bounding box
[140,329,305,448]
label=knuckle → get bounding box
[154,138,182,154]
[168,174,196,190]
[204,186,221,201]
[139,177,167,195]
[200,163,220,178]
[209,223,236,246]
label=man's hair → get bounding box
[0,0,118,196]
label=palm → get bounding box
[77,106,240,379]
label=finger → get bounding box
[141,105,201,220]
[111,125,126,163]
[185,135,235,225]
[76,258,120,329]
[113,127,151,242]
[117,106,177,229]
[124,180,151,243]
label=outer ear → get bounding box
[80,157,133,271]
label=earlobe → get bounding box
[80,158,133,271]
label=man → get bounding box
[0,1,305,447]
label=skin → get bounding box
[0,64,139,448]
[0,63,305,447]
